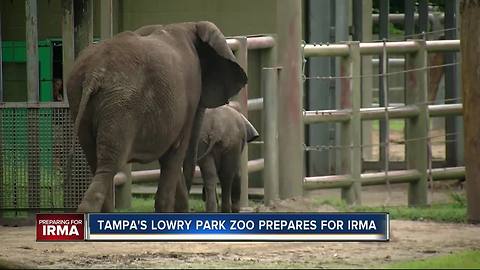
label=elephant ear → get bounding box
[240,113,260,143]
[195,21,247,108]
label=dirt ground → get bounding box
[1,129,474,269]
[1,185,479,269]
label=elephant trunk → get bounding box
[184,107,206,192]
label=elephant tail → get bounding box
[66,69,104,184]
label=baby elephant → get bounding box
[196,102,259,212]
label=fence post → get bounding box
[262,67,280,206]
[340,42,362,205]
[74,0,93,57]
[232,37,249,208]
[61,0,74,103]
[115,164,132,209]
[405,40,429,206]
[276,1,304,199]
[25,0,41,211]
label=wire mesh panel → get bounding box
[0,107,91,224]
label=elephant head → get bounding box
[66,21,247,213]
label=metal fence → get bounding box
[0,103,91,224]
[298,39,464,206]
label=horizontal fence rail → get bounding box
[304,167,465,190]
[304,40,460,57]
[304,103,463,124]
[114,158,265,186]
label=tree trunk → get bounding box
[460,0,480,224]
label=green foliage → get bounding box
[385,250,480,269]
[315,194,467,223]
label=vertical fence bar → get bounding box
[100,0,113,40]
[26,0,41,212]
[418,0,429,35]
[262,67,280,206]
[276,1,304,199]
[74,0,93,57]
[405,40,429,206]
[378,0,389,169]
[232,37,249,208]
[0,7,3,102]
[26,0,39,103]
[62,0,74,103]
[444,0,461,168]
[404,0,415,37]
[339,42,361,205]
[350,42,362,205]
[361,0,373,162]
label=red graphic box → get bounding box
[36,213,85,241]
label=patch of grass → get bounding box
[115,196,205,213]
[314,194,467,223]
[384,249,480,269]
[372,119,405,132]
[116,196,259,213]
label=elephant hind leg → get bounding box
[231,172,241,213]
[77,171,116,212]
[199,155,219,212]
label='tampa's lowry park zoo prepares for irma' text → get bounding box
[1,0,480,269]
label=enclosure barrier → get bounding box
[300,39,464,206]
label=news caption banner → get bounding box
[36,213,389,241]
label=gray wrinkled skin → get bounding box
[196,102,259,212]
[67,21,247,213]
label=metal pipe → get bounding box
[361,169,421,186]
[227,39,240,51]
[62,0,74,104]
[303,103,463,124]
[100,0,113,40]
[372,13,443,24]
[116,159,265,186]
[303,166,464,191]
[303,109,351,124]
[304,175,353,190]
[304,40,460,57]
[428,104,463,117]
[247,98,264,111]
[263,68,280,205]
[26,0,39,103]
[227,36,275,52]
[246,36,275,50]
[232,36,249,208]
[0,8,3,102]
[430,166,465,181]
[371,58,405,66]
[360,105,419,120]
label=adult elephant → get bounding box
[67,21,247,213]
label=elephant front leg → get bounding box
[199,155,219,212]
[77,171,115,212]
